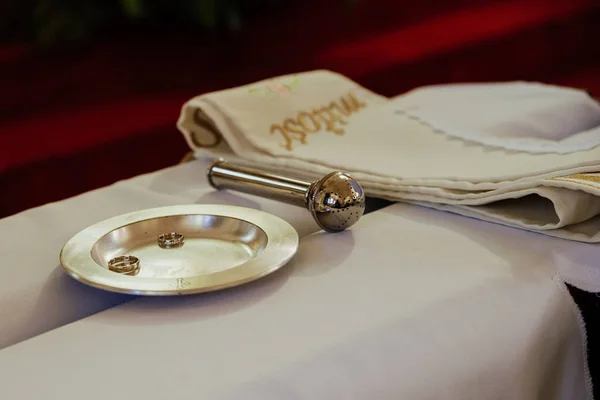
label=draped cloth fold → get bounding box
[176,70,600,242]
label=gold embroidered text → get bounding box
[270,90,367,150]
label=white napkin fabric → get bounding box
[393,81,600,154]
[176,70,600,242]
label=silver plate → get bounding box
[60,205,299,295]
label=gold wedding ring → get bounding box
[158,232,185,249]
[108,255,140,276]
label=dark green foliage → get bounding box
[1,0,358,46]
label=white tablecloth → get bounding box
[0,159,591,399]
[0,159,320,350]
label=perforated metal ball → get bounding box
[306,171,366,232]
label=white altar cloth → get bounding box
[0,186,590,398]
[0,159,319,350]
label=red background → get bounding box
[2,0,600,218]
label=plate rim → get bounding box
[59,204,299,296]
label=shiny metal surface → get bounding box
[307,171,366,233]
[207,159,366,232]
[60,205,299,295]
[108,255,140,276]
[208,159,309,207]
[158,232,185,249]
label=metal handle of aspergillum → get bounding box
[207,159,366,232]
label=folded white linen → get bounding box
[393,81,600,154]
[176,70,600,242]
